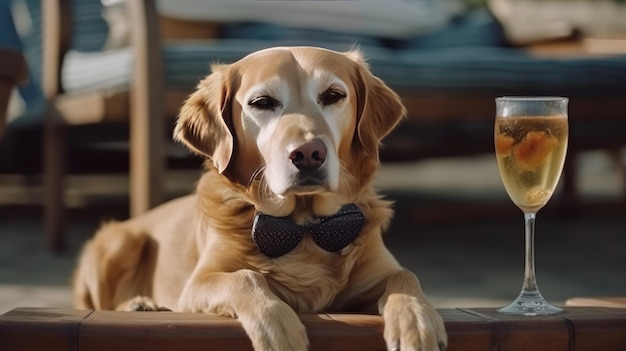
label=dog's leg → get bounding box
[179,269,309,351]
[72,222,150,310]
[378,269,447,351]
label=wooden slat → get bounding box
[43,105,67,252]
[306,314,386,350]
[0,308,93,351]
[42,0,72,97]
[79,310,252,351]
[463,308,572,350]
[567,307,626,351]
[53,89,191,125]
[55,91,129,124]
[3,307,626,351]
[127,0,165,216]
[425,309,492,351]
[42,0,73,252]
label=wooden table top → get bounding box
[1,307,625,351]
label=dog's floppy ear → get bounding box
[174,64,235,173]
[348,50,406,159]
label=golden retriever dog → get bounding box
[73,46,447,351]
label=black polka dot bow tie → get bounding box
[251,203,365,258]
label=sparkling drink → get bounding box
[495,115,568,213]
[494,97,568,316]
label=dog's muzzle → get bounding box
[289,139,328,188]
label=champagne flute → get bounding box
[494,96,568,316]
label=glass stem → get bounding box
[522,212,539,295]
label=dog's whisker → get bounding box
[247,166,266,189]
[248,166,279,206]
[247,168,279,211]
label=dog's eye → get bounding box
[319,89,346,106]
[249,96,281,111]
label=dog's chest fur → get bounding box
[202,223,359,313]
[255,239,358,312]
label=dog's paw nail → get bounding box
[129,301,164,311]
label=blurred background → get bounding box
[1,0,625,315]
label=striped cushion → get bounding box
[61,38,626,96]
[368,47,626,92]
[15,0,108,81]
[12,2,626,116]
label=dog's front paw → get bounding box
[117,296,171,312]
[238,299,309,351]
[382,294,447,351]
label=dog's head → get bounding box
[175,47,405,216]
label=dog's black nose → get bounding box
[289,139,327,171]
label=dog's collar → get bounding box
[251,203,364,258]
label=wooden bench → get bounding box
[1,307,625,350]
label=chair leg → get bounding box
[129,120,164,217]
[43,107,66,252]
[128,0,165,217]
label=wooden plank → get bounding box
[0,308,496,351]
[309,314,386,350]
[79,312,389,351]
[439,309,492,351]
[0,308,92,351]
[566,307,626,351]
[3,308,626,351]
[79,310,252,351]
[465,308,571,351]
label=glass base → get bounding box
[497,291,563,316]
